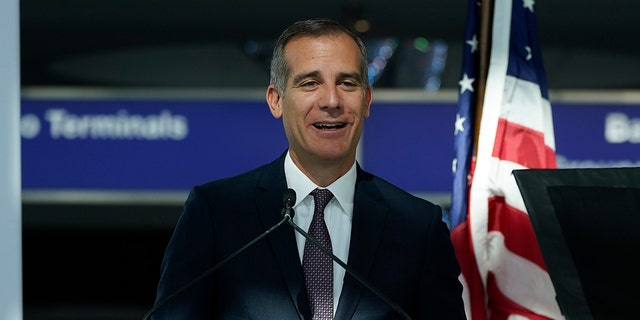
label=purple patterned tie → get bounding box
[303,188,334,320]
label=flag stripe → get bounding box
[488,158,528,212]
[495,76,550,133]
[487,196,546,268]
[451,222,488,320]
[486,273,556,320]
[492,118,556,168]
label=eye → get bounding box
[340,81,357,87]
[299,81,319,89]
[339,80,360,91]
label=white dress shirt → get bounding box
[284,151,355,314]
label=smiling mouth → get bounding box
[313,123,347,130]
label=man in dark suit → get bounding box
[151,18,466,319]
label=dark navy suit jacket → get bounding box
[153,152,465,319]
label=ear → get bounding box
[266,85,283,119]
[363,86,373,118]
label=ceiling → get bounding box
[19,0,640,90]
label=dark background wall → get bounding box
[23,203,180,319]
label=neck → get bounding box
[290,153,354,187]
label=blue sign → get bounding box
[361,102,456,192]
[553,102,640,168]
[20,97,640,193]
[21,98,287,190]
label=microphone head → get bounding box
[282,188,296,219]
[282,188,296,207]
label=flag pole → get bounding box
[473,0,494,147]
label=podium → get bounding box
[513,167,640,320]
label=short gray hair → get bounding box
[269,18,369,96]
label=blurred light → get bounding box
[430,42,448,73]
[372,56,387,69]
[413,37,430,52]
[354,19,370,33]
[393,38,449,91]
[378,45,394,59]
[424,76,441,91]
[365,37,399,86]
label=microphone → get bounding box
[281,188,296,219]
[284,189,412,320]
[141,190,295,320]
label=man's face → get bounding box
[267,33,372,169]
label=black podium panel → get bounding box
[513,167,640,320]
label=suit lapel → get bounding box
[335,169,388,319]
[255,153,310,319]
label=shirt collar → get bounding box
[284,151,356,208]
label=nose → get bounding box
[319,84,341,110]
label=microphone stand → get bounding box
[143,189,411,320]
[142,215,290,320]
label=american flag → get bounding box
[450,0,563,319]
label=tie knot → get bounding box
[311,188,334,212]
